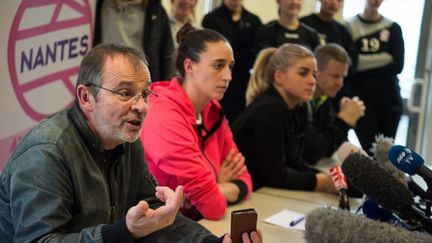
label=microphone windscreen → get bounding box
[370,135,408,187]
[388,145,424,175]
[305,208,432,243]
[341,153,414,212]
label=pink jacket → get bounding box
[141,78,252,220]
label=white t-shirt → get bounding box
[101,0,145,52]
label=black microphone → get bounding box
[389,145,432,217]
[388,145,432,186]
[341,153,432,233]
[408,176,428,199]
[372,139,427,204]
[305,208,432,243]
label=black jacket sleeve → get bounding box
[249,105,317,190]
[303,101,351,165]
[355,23,404,78]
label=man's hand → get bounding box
[126,186,184,239]
[218,148,246,183]
[338,96,366,127]
[222,230,263,243]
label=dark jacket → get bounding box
[255,20,320,51]
[300,13,358,74]
[345,14,404,106]
[94,0,174,81]
[202,4,262,122]
[302,97,351,164]
[231,86,317,191]
[0,103,216,242]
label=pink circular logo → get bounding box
[8,0,93,121]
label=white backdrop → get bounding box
[0,0,95,170]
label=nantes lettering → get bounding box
[20,35,89,73]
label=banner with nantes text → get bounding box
[0,0,94,171]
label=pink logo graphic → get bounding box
[8,0,93,121]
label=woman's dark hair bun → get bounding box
[176,22,196,45]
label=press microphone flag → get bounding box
[341,153,432,233]
[330,165,350,210]
[388,145,432,186]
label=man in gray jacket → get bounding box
[0,43,262,242]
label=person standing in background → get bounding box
[202,0,262,123]
[141,24,253,221]
[300,0,358,75]
[169,0,198,48]
[231,44,337,194]
[94,0,174,81]
[345,0,404,153]
[255,0,320,51]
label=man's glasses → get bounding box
[88,84,158,103]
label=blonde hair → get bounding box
[246,43,314,105]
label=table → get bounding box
[199,188,361,242]
[256,187,363,209]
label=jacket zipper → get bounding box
[108,162,117,223]
[201,147,218,178]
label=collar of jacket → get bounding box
[266,84,289,107]
[67,100,125,158]
[219,3,244,20]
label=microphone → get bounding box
[388,145,432,186]
[362,199,408,228]
[389,145,432,217]
[373,139,427,205]
[305,208,432,243]
[341,153,432,233]
[408,176,428,199]
[370,135,408,187]
[330,165,350,210]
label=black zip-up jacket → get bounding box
[302,97,351,165]
[0,103,217,242]
[202,4,262,122]
[94,0,174,82]
[255,20,320,51]
[300,13,358,75]
[231,86,318,191]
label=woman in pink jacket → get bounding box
[141,23,253,221]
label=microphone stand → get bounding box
[418,165,432,218]
[425,183,432,218]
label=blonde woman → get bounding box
[231,43,337,193]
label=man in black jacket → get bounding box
[94,0,174,81]
[303,44,365,165]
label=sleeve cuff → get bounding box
[101,218,135,243]
[335,116,354,130]
[202,234,224,243]
[230,180,248,204]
